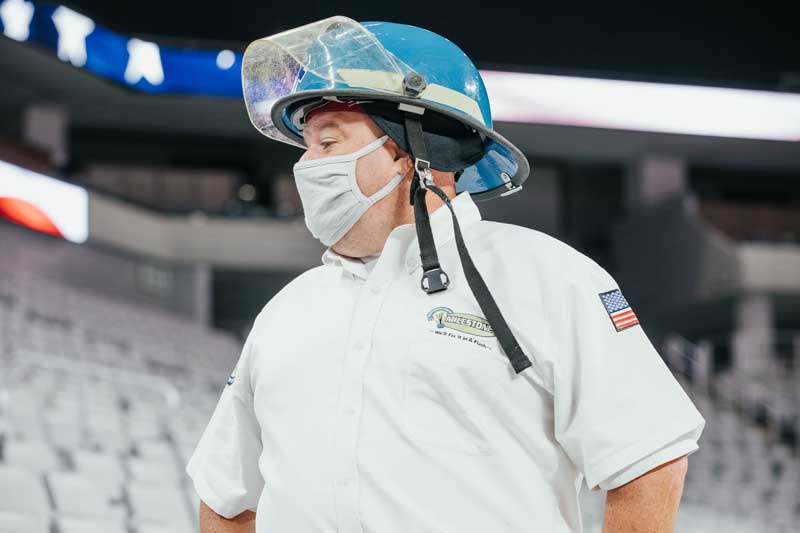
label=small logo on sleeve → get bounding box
[599,289,640,331]
[226,364,237,386]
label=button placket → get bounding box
[332,284,386,533]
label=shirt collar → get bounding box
[321,246,370,280]
[321,191,482,279]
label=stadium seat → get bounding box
[0,510,50,533]
[71,449,126,495]
[135,520,196,533]
[136,438,176,462]
[0,465,50,514]
[47,470,125,519]
[128,456,182,485]
[45,419,84,449]
[128,481,193,524]
[2,439,61,472]
[57,515,127,533]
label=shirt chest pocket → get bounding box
[401,333,513,455]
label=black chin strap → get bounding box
[404,111,532,375]
[406,112,450,294]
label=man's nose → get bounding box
[297,149,318,163]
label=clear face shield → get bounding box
[242,16,414,147]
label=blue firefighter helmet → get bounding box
[241,16,530,201]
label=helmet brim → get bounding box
[269,89,530,202]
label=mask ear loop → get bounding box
[351,134,390,158]
[366,172,405,206]
[404,110,533,375]
[347,135,396,205]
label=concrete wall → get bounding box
[739,244,800,294]
[88,192,324,270]
[0,219,201,320]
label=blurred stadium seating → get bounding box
[0,268,239,532]
[578,332,799,533]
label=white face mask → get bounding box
[292,134,404,247]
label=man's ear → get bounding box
[398,155,413,180]
[388,140,413,174]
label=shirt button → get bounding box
[338,477,354,487]
[353,340,365,351]
[406,257,416,268]
[343,406,356,415]
[369,285,381,294]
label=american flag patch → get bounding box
[599,289,640,331]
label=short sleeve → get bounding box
[596,433,699,490]
[550,259,706,493]
[185,324,265,518]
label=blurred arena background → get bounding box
[0,1,798,532]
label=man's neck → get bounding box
[333,185,457,260]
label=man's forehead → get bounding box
[305,102,364,127]
[303,109,368,138]
[302,119,341,145]
[304,113,345,132]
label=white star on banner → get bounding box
[0,0,34,42]
[124,38,164,86]
[51,5,95,67]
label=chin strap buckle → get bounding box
[421,267,450,294]
[415,157,434,189]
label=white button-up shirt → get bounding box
[186,191,705,532]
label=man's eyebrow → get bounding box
[305,119,344,136]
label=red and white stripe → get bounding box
[611,308,639,330]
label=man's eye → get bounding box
[320,140,336,149]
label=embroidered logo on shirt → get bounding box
[599,288,640,331]
[226,364,237,386]
[426,306,495,337]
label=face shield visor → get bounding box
[242,16,416,147]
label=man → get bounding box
[186,17,705,533]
